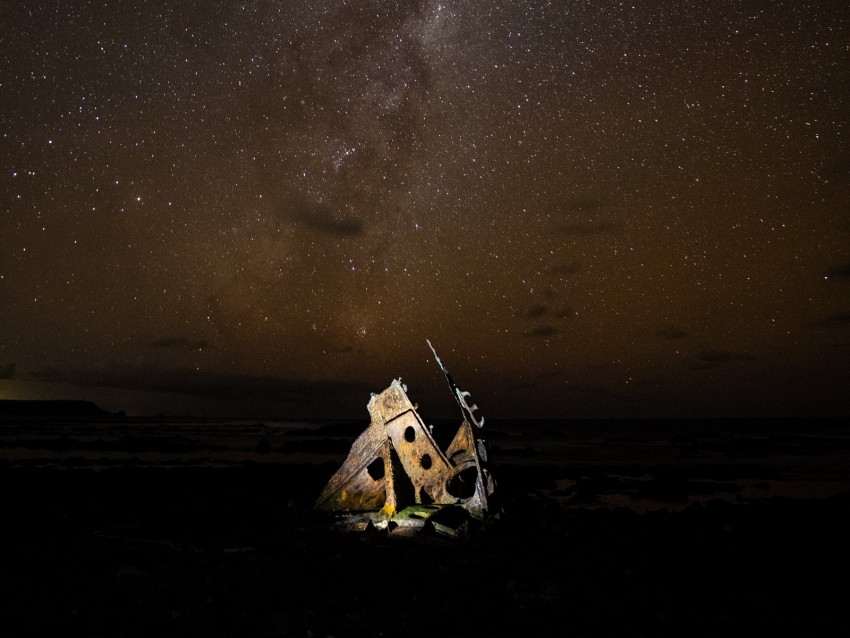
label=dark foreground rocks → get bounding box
[2,461,849,637]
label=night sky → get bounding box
[2,1,848,419]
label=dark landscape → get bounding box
[3,402,849,636]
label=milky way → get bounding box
[2,1,849,418]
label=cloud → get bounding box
[523,304,574,320]
[327,345,355,354]
[691,348,755,371]
[826,262,850,280]
[0,362,15,379]
[527,303,548,318]
[547,260,581,276]
[26,365,372,406]
[696,349,755,364]
[148,337,213,351]
[278,194,365,237]
[525,325,559,338]
[826,311,850,324]
[296,206,364,237]
[657,326,688,340]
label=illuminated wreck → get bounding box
[315,341,496,537]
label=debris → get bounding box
[315,341,496,537]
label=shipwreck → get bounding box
[315,341,496,538]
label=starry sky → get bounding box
[1,1,849,419]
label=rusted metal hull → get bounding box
[315,344,496,537]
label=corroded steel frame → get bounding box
[315,343,495,535]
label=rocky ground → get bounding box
[2,415,849,636]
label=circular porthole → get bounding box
[420,453,432,470]
[447,467,478,499]
[404,426,415,442]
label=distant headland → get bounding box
[0,400,113,418]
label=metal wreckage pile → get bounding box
[315,341,497,538]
